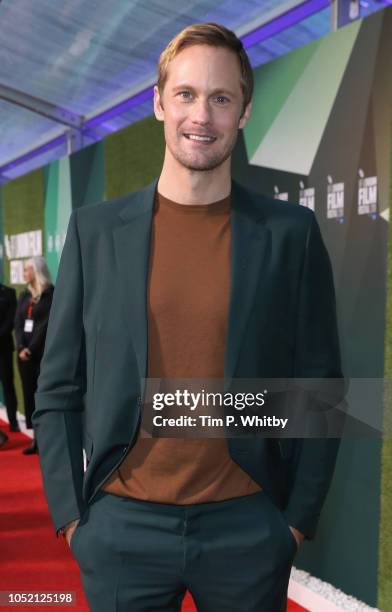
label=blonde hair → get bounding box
[157,22,253,113]
[24,256,52,297]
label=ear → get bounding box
[239,100,252,129]
[154,85,164,122]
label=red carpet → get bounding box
[0,420,307,611]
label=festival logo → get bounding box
[327,175,344,221]
[273,186,288,201]
[358,169,377,215]
[299,181,315,211]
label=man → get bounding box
[0,282,19,432]
[34,23,342,611]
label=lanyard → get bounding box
[27,297,34,319]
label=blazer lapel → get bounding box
[225,181,269,380]
[112,179,157,383]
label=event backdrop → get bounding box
[236,8,392,609]
[1,7,392,609]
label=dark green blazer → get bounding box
[33,177,343,539]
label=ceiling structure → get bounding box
[0,0,390,182]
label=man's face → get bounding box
[154,44,252,172]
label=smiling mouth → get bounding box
[184,134,217,143]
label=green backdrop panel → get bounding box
[379,116,392,610]
[2,169,45,289]
[1,168,45,420]
[244,40,320,162]
[44,157,72,283]
[70,141,105,208]
[245,21,361,175]
[104,115,164,200]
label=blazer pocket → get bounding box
[69,521,82,555]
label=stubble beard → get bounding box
[169,133,237,172]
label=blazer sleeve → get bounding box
[33,210,87,534]
[0,288,16,337]
[282,212,344,539]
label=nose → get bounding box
[190,98,212,125]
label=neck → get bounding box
[157,148,231,205]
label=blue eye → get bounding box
[179,91,192,100]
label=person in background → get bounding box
[0,428,8,449]
[0,281,19,432]
[15,256,54,455]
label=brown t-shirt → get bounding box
[102,191,261,502]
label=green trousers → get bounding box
[70,489,297,611]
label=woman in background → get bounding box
[15,256,54,455]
